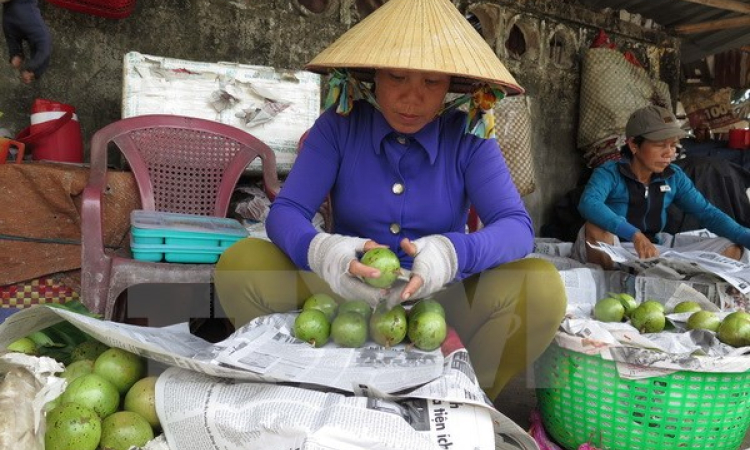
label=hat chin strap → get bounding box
[324,69,380,116]
[325,70,505,139]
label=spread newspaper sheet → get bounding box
[531,238,750,380]
[0,306,540,450]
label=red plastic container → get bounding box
[16,99,84,163]
[728,129,749,150]
[46,0,136,19]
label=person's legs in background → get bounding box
[437,258,566,400]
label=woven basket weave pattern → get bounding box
[131,128,241,216]
[577,48,672,166]
[494,95,536,196]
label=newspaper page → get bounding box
[634,274,723,307]
[209,313,443,393]
[529,253,639,318]
[531,239,573,258]
[554,267,604,317]
[0,307,441,394]
[527,252,606,317]
[0,306,538,450]
[353,342,537,449]
[556,319,750,379]
[593,242,750,295]
[717,281,750,311]
[156,346,537,450]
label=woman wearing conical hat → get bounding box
[216,0,566,399]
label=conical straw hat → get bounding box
[306,0,523,94]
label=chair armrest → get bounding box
[81,181,108,266]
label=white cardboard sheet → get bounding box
[122,51,322,175]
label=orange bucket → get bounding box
[0,138,25,164]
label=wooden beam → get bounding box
[675,15,750,33]
[679,0,750,14]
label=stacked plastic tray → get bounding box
[130,210,248,263]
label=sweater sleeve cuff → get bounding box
[298,231,319,271]
[444,233,467,280]
[615,221,640,242]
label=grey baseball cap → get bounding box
[625,105,688,140]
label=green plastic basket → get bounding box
[535,342,750,450]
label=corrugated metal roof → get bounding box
[576,0,750,62]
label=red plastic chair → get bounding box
[81,115,280,319]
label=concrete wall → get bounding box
[0,0,680,235]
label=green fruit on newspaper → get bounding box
[303,293,339,321]
[686,310,721,332]
[294,309,331,347]
[124,376,161,430]
[611,293,637,317]
[630,305,666,333]
[94,347,146,395]
[337,299,373,321]
[717,311,750,348]
[61,373,120,419]
[70,340,110,363]
[640,300,665,314]
[370,303,408,347]
[673,301,702,314]
[360,248,401,288]
[6,337,37,355]
[45,402,102,450]
[331,311,369,348]
[99,411,154,450]
[408,298,445,319]
[61,359,95,383]
[593,297,625,323]
[407,310,447,351]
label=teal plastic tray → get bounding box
[130,210,248,263]
[131,210,247,233]
[130,227,245,247]
[130,241,240,263]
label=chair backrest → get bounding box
[89,114,280,217]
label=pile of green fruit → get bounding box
[6,300,103,365]
[3,302,161,450]
[294,293,448,351]
[594,292,668,333]
[293,246,447,351]
[592,293,750,348]
[45,344,159,450]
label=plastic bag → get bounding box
[0,365,42,450]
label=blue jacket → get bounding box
[2,0,52,78]
[578,159,750,247]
